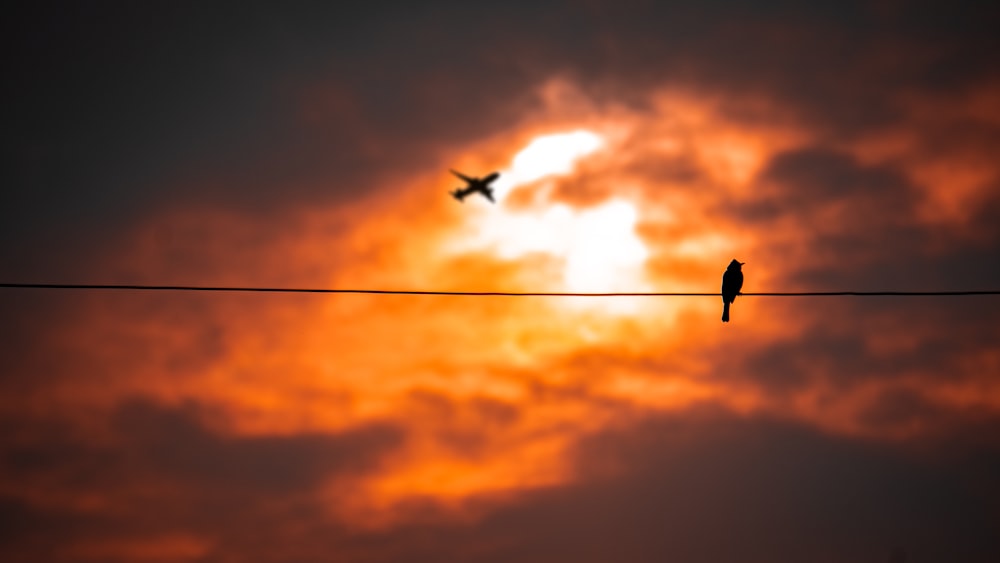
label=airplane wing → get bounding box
[450,169,474,183]
[484,189,495,203]
[483,172,500,184]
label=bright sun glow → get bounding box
[563,201,647,292]
[471,200,648,291]
[492,130,604,200]
[449,129,648,298]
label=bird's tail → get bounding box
[722,301,730,323]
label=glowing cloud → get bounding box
[444,129,649,298]
[563,200,648,292]
[492,130,604,199]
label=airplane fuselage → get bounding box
[450,170,499,203]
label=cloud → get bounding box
[306,408,1000,563]
[3,1,1000,560]
[9,405,998,562]
[0,399,402,561]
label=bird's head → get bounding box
[728,259,744,271]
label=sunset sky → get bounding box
[3,1,1000,561]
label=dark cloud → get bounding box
[312,408,1000,563]
[2,398,402,491]
[735,148,925,281]
[1,1,546,278]
[747,148,916,220]
[724,142,1000,293]
[858,387,949,429]
[14,406,998,562]
[0,399,402,560]
[730,306,998,392]
[5,0,999,279]
[111,399,401,492]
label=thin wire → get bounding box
[1,283,999,297]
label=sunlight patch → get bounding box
[451,197,649,299]
[563,201,647,292]
[492,130,604,199]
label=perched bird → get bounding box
[721,259,744,323]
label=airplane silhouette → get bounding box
[450,169,499,203]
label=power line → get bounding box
[1,283,999,297]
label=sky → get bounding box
[2,1,1000,561]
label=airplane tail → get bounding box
[450,190,465,202]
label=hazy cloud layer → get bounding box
[3,1,999,561]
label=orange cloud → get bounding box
[3,76,999,558]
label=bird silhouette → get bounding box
[721,259,744,322]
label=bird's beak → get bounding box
[739,262,746,265]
